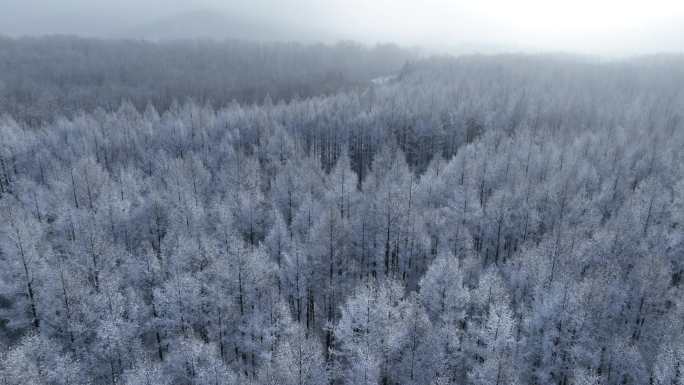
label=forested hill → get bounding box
[0,53,683,385]
[0,36,413,125]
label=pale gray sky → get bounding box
[1,0,682,55]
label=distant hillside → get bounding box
[122,9,333,43]
[0,36,414,125]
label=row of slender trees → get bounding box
[0,53,683,385]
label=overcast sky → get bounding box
[2,0,683,55]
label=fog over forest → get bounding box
[2,0,684,55]
[0,2,683,385]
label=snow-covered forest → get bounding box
[1,39,683,385]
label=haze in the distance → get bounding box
[1,0,683,55]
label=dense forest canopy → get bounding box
[0,38,683,385]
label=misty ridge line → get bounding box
[1,34,683,127]
[2,0,683,55]
[0,35,415,124]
